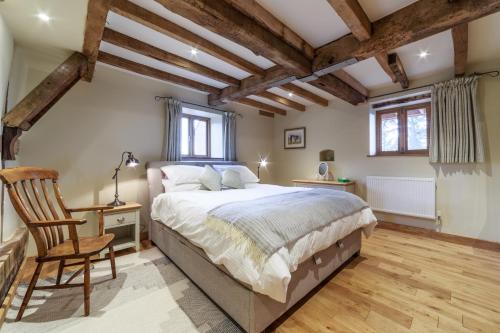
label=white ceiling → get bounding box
[1,0,500,107]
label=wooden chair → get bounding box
[0,167,116,321]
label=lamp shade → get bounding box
[125,153,139,167]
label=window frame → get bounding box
[181,114,212,159]
[375,102,431,156]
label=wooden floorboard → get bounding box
[16,231,500,333]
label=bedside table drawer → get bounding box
[104,211,136,228]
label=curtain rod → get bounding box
[154,96,243,118]
[368,69,500,100]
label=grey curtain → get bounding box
[430,76,485,163]
[222,112,237,161]
[162,98,183,161]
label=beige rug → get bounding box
[1,248,243,333]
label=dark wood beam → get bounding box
[332,69,369,97]
[155,0,311,76]
[3,53,87,130]
[2,127,22,160]
[388,53,409,89]
[209,66,295,105]
[235,98,287,116]
[452,23,468,76]
[374,53,397,82]
[110,0,264,76]
[256,91,306,112]
[97,52,221,94]
[280,83,329,107]
[223,0,314,59]
[308,74,366,105]
[102,28,240,87]
[259,110,275,118]
[314,0,500,75]
[327,0,372,41]
[82,0,112,81]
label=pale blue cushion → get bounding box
[222,169,244,189]
[199,165,222,191]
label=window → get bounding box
[375,103,430,155]
[181,105,223,160]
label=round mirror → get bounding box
[318,162,328,178]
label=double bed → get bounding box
[146,161,377,333]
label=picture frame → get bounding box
[284,127,306,149]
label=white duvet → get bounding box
[151,184,377,302]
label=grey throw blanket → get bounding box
[205,189,368,264]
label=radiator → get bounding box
[366,176,436,219]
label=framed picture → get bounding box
[284,127,306,149]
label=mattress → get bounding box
[151,184,377,302]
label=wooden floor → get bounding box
[17,229,500,333]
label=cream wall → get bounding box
[8,45,273,255]
[272,76,500,243]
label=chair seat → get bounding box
[40,234,115,261]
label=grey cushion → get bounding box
[222,169,244,189]
[200,165,222,191]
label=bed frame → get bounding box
[146,161,362,333]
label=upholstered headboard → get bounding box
[145,161,245,236]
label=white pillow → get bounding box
[160,165,204,185]
[162,179,204,192]
[213,165,259,184]
[199,165,222,191]
[221,169,243,189]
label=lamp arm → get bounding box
[112,151,131,179]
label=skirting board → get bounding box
[377,221,500,253]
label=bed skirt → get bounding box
[150,219,361,333]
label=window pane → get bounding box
[181,117,189,155]
[380,112,399,152]
[407,108,428,150]
[193,119,207,156]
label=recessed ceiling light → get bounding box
[418,50,430,59]
[288,92,294,97]
[37,12,51,22]
[190,48,198,56]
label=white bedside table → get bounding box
[97,202,141,257]
[292,179,356,193]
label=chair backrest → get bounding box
[0,167,72,257]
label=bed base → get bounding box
[151,219,361,333]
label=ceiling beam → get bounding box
[110,0,264,76]
[332,69,368,97]
[223,0,314,59]
[155,0,311,76]
[82,0,113,81]
[209,66,295,106]
[97,52,221,94]
[259,110,275,118]
[374,53,397,82]
[452,23,468,77]
[388,53,409,89]
[256,91,306,112]
[235,98,287,116]
[308,74,366,105]
[327,0,372,41]
[279,83,329,107]
[102,28,240,87]
[315,0,500,75]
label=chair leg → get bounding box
[56,259,65,285]
[83,257,91,316]
[16,262,43,321]
[109,246,116,279]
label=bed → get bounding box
[146,161,377,333]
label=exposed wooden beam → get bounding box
[259,110,275,118]
[314,0,500,75]
[374,53,397,82]
[256,91,306,112]
[387,53,409,89]
[102,28,240,87]
[97,52,221,94]
[452,23,468,76]
[110,0,264,76]
[209,66,295,106]
[280,83,329,107]
[332,69,368,97]
[82,0,112,81]
[155,0,311,76]
[3,53,87,130]
[308,74,366,105]
[223,0,314,59]
[327,0,372,41]
[2,127,22,160]
[235,98,287,116]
